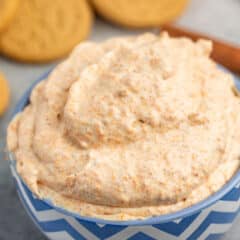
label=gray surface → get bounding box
[0,0,240,239]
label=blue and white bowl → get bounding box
[8,71,240,240]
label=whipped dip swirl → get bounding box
[7,33,240,220]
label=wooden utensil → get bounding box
[161,24,240,74]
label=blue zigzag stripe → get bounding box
[78,220,127,239]
[205,233,225,240]
[221,187,240,201]
[22,181,52,211]
[153,212,200,236]
[187,209,240,240]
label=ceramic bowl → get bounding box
[8,71,240,240]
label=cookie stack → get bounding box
[0,0,189,63]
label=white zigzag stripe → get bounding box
[66,218,99,240]
[180,197,240,239]
[179,209,212,240]
[107,226,178,240]
[236,181,240,188]
[96,223,106,228]
[11,166,99,240]
[198,223,232,240]
[211,198,240,212]
[172,218,182,224]
[45,231,74,240]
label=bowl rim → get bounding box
[10,69,240,226]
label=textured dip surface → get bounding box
[7,33,240,220]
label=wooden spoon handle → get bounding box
[161,24,240,74]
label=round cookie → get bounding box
[0,0,19,33]
[91,0,189,28]
[0,73,10,116]
[0,0,93,63]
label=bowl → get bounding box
[8,70,240,240]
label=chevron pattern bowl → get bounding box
[8,71,240,240]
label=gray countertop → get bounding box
[0,0,240,239]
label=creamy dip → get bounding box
[7,33,240,220]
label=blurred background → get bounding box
[0,0,240,239]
